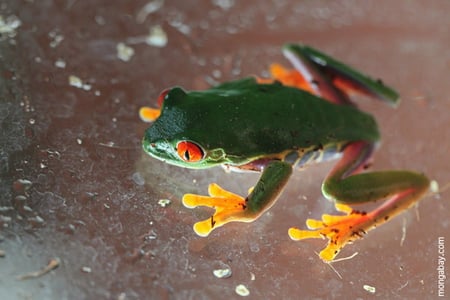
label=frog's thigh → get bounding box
[322,141,429,207]
[290,141,429,261]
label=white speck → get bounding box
[40,162,47,169]
[33,215,45,223]
[213,268,232,278]
[235,284,250,297]
[116,42,135,62]
[77,138,83,145]
[82,83,92,91]
[112,117,117,122]
[212,69,222,79]
[69,75,83,88]
[103,203,110,209]
[136,0,164,23]
[118,292,126,300]
[126,25,168,48]
[430,180,439,194]
[55,59,66,68]
[34,56,42,63]
[69,75,92,91]
[16,179,32,190]
[0,15,21,36]
[81,266,92,273]
[29,118,35,125]
[48,30,64,48]
[0,216,12,223]
[172,23,190,35]
[146,25,167,47]
[363,284,376,294]
[94,90,101,96]
[250,272,255,281]
[212,0,235,11]
[158,199,171,207]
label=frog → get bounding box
[140,44,430,262]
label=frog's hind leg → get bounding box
[281,44,352,105]
[289,141,430,262]
[282,44,400,107]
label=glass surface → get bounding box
[1,1,449,299]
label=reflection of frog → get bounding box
[141,44,429,262]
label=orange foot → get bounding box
[288,203,371,262]
[182,183,255,237]
[139,106,161,123]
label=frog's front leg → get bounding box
[289,141,430,262]
[183,160,292,237]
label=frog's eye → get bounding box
[157,88,171,107]
[176,141,204,162]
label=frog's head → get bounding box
[142,87,237,169]
[143,137,229,169]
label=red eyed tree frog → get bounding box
[140,44,430,262]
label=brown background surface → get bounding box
[1,1,449,299]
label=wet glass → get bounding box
[1,1,449,299]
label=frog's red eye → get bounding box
[157,88,170,107]
[177,141,204,162]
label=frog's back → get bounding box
[154,78,379,160]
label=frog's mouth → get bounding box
[142,138,175,163]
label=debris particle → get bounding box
[0,15,21,36]
[430,180,439,194]
[48,30,64,48]
[77,138,83,145]
[23,205,33,212]
[397,280,409,291]
[0,206,14,212]
[400,217,407,246]
[212,0,235,11]
[158,199,171,207]
[250,272,255,281]
[136,0,164,23]
[69,75,92,91]
[116,42,135,62]
[14,179,32,191]
[235,284,250,297]
[213,268,232,278]
[55,59,66,68]
[29,215,45,224]
[81,266,92,273]
[146,25,167,47]
[17,257,60,280]
[126,25,168,48]
[363,284,376,294]
[0,215,12,223]
[118,292,127,300]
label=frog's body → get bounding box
[141,44,430,262]
[147,78,378,169]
